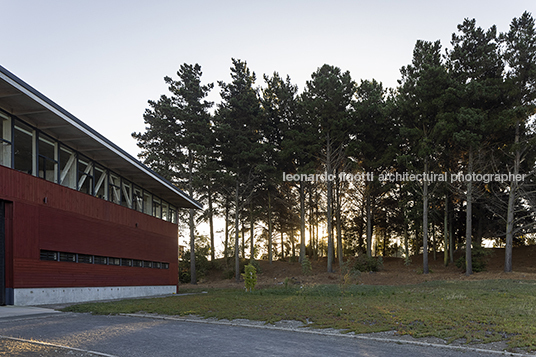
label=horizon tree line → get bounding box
[133,12,536,283]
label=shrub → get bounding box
[241,264,257,292]
[346,254,383,273]
[455,247,493,273]
[301,256,312,276]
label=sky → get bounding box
[2,1,534,159]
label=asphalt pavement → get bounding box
[0,306,530,357]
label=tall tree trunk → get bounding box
[208,185,215,261]
[300,181,306,262]
[505,120,520,273]
[432,224,436,261]
[444,194,449,267]
[465,147,473,276]
[268,191,273,264]
[241,224,245,259]
[250,201,254,260]
[422,158,429,274]
[308,184,313,257]
[224,200,229,260]
[449,211,454,264]
[382,228,387,257]
[359,199,365,254]
[188,150,197,284]
[281,231,285,260]
[315,203,319,258]
[291,227,296,258]
[189,208,196,284]
[366,183,373,258]
[235,180,240,282]
[404,218,409,260]
[326,134,334,273]
[336,175,343,268]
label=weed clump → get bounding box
[455,247,493,272]
[301,256,312,276]
[346,255,384,273]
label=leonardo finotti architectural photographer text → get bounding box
[282,172,526,184]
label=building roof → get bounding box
[0,65,202,210]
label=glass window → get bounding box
[38,134,57,183]
[78,156,93,195]
[152,196,161,218]
[133,185,143,212]
[169,205,177,224]
[59,145,76,189]
[121,179,132,208]
[0,112,12,167]
[162,201,169,222]
[94,164,108,199]
[109,172,121,204]
[13,121,34,175]
[143,191,152,215]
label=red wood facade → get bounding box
[0,165,178,290]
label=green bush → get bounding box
[301,256,312,275]
[346,254,384,273]
[455,247,493,273]
[241,263,257,292]
[179,247,210,283]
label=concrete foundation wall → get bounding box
[14,285,177,306]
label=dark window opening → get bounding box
[133,260,143,267]
[78,254,93,264]
[59,252,76,262]
[94,256,107,265]
[40,250,58,261]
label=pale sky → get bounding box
[2,0,534,159]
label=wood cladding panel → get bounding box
[13,259,178,288]
[0,166,180,289]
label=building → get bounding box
[0,65,201,306]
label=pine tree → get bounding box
[215,59,262,282]
[501,11,536,272]
[397,40,450,274]
[301,64,355,272]
[448,19,506,275]
[133,63,213,284]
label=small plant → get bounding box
[339,259,361,294]
[241,263,257,292]
[283,277,292,288]
[346,254,383,273]
[404,255,412,266]
[301,256,312,276]
[455,246,493,273]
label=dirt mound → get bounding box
[188,245,536,289]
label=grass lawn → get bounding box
[62,279,536,352]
